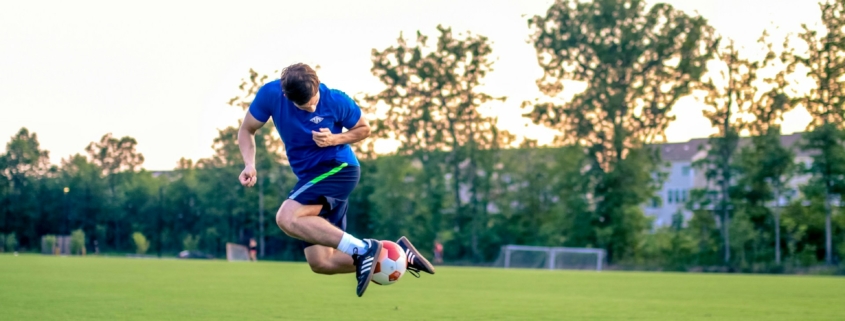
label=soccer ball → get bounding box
[371,241,407,286]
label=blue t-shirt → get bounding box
[248,80,361,180]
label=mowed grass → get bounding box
[1,254,843,321]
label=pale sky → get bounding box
[0,0,820,170]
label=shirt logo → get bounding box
[309,116,324,124]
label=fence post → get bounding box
[597,250,603,272]
[504,246,511,269]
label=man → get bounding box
[248,238,258,262]
[237,63,435,297]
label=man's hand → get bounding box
[239,165,257,187]
[312,128,336,147]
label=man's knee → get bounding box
[308,256,337,275]
[275,203,296,235]
[276,200,322,235]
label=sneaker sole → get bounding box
[398,236,436,274]
[358,241,383,297]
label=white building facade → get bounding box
[642,133,811,228]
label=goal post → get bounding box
[226,242,250,262]
[494,245,606,271]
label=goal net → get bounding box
[41,235,71,255]
[226,243,250,262]
[492,245,606,271]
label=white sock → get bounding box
[337,233,368,256]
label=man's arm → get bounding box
[312,116,371,147]
[238,111,266,187]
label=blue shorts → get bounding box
[287,160,360,249]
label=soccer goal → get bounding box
[493,245,606,271]
[226,243,250,262]
[40,235,70,255]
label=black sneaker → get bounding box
[352,239,383,297]
[397,236,435,277]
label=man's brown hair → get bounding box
[280,63,320,106]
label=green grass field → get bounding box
[1,254,843,321]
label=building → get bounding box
[642,132,813,228]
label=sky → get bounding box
[0,0,822,170]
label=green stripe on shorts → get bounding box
[289,162,349,200]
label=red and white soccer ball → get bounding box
[371,241,407,286]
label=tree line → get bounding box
[2,0,845,273]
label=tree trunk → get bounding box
[722,178,731,265]
[158,186,163,258]
[774,208,781,265]
[824,192,833,265]
[468,157,480,262]
[258,177,265,258]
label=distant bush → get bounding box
[183,234,200,252]
[4,233,18,253]
[42,235,57,254]
[70,229,85,255]
[95,225,107,248]
[133,232,149,254]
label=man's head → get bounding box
[281,63,320,112]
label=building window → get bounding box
[667,189,674,204]
[682,166,691,176]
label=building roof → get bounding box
[652,132,809,162]
[653,138,709,162]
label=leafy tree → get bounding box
[365,25,508,261]
[59,154,108,249]
[85,133,144,176]
[132,232,149,254]
[2,233,17,252]
[526,0,718,261]
[3,128,50,178]
[183,234,200,251]
[1,128,51,248]
[693,39,757,265]
[0,155,7,235]
[227,68,289,258]
[85,133,144,250]
[70,228,86,255]
[489,145,587,252]
[732,31,797,266]
[792,0,845,265]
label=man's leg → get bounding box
[304,245,355,275]
[280,163,382,297]
[275,199,344,247]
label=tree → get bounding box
[2,128,51,248]
[0,153,7,235]
[489,144,588,251]
[227,68,288,258]
[365,25,508,261]
[59,154,107,241]
[792,0,845,265]
[693,39,757,265]
[733,31,797,266]
[85,133,144,250]
[526,0,718,261]
[85,133,144,176]
[3,128,50,178]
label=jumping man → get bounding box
[237,63,435,297]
